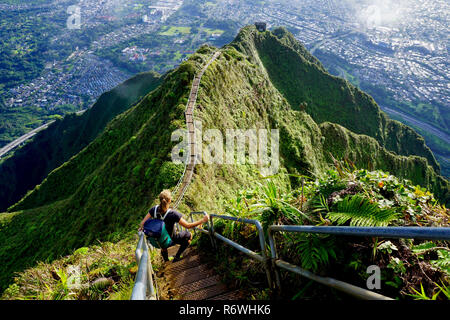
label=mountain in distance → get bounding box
[0,71,162,212]
[0,25,448,293]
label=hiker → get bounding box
[138,190,210,262]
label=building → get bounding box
[255,22,266,32]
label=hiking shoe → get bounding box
[172,255,183,263]
[162,251,169,262]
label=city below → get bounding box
[0,0,448,174]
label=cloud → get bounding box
[342,0,414,29]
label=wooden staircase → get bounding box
[157,245,243,300]
[156,51,241,300]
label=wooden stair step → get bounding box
[208,290,244,300]
[172,264,215,287]
[182,282,228,300]
[165,255,202,273]
[177,274,222,295]
[167,246,195,258]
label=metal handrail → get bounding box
[172,73,197,199]
[268,225,450,300]
[269,225,450,241]
[133,210,449,300]
[131,231,157,300]
[189,211,273,288]
[172,51,221,207]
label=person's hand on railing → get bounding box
[202,213,210,223]
[138,225,143,232]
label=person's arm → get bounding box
[178,213,209,229]
[138,213,151,231]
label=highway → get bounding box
[0,109,87,159]
[380,105,450,143]
[0,120,55,158]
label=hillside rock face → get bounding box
[0,26,448,292]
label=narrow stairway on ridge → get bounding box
[156,51,244,300]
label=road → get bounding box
[0,121,55,159]
[0,109,87,159]
[310,30,355,55]
[380,105,450,143]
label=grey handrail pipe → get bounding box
[131,231,157,300]
[189,211,273,289]
[269,225,450,241]
[268,225,450,300]
[171,73,197,198]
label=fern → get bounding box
[411,241,437,254]
[310,194,329,214]
[431,250,450,276]
[251,180,312,232]
[290,233,337,272]
[326,195,399,227]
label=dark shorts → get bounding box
[170,230,191,247]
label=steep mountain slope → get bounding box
[320,122,449,201]
[0,26,448,293]
[181,27,448,209]
[0,50,207,291]
[231,27,440,174]
[0,71,161,212]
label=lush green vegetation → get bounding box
[0,25,448,299]
[0,10,52,93]
[0,71,162,212]
[198,165,449,300]
[233,27,440,174]
[1,237,151,300]
[314,48,450,178]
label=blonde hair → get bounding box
[159,189,172,213]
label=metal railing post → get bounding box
[254,220,273,290]
[209,215,218,250]
[131,233,149,300]
[268,228,282,291]
[131,232,158,300]
[190,214,197,236]
[267,225,450,300]
[144,239,157,300]
[189,211,215,248]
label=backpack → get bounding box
[143,205,173,249]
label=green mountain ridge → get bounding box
[232,27,440,173]
[320,122,448,200]
[0,25,448,293]
[0,71,162,212]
